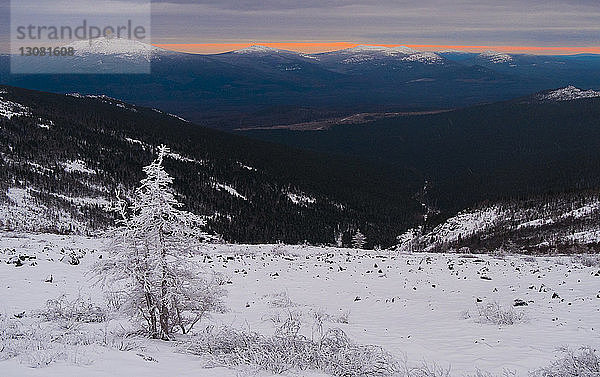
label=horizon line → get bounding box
[4,39,597,56]
[153,42,600,55]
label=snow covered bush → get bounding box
[169,270,227,335]
[530,347,600,377]
[266,291,297,308]
[0,315,98,367]
[404,362,451,377]
[463,302,526,325]
[463,369,516,377]
[179,323,400,376]
[0,312,146,368]
[311,308,350,327]
[97,145,224,339]
[571,254,600,267]
[40,295,107,325]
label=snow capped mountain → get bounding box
[8,37,169,73]
[478,51,514,64]
[66,37,164,60]
[537,85,600,101]
[401,51,444,64]
[232,45,283,54]
[320,45,448,66]
[342,45,417,55]
[438,49,469,54]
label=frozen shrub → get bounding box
[404,361,451,377]
[336,310,350,324]
[464,302,526,325]
[59,247,86,265]
[464,369,517,377]
[310,308,350,329]
[0,316,98,367]
[20,348,67,368]
[101,328,142,352]
[41,295,107,324]
[530,347,600,377]
[266,291,297,308]
[0,313,142,368]
[571,254,600,267]
[178,324,400,376]
[477,302,526,325]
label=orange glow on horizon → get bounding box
[153,42,600,55]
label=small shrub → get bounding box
[265,291,297,308]
[0,316,98,367]
[0,312,141,368]
[530,346,600,377]
[336,310,350,324]
[178,324,400,376]
[310,308,350,327]
[41,295,107,324]
[571,254,600,267]
[102,328,142,352]
[464,302,526,325]
[405,361,451,377]
[464,369,517,377]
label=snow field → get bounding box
[1,233,599,376]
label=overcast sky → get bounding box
[1,0,599,53]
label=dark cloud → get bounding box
[151,0,600,12]
[146,0,600,47]
[1,0,598,50]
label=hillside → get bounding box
[3,84,600,251]
[0,85,422,246]
[241,90,600,220]
[395,191,600,253]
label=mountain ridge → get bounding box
[2,38,600,130]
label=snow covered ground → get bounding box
[1,233,599,376]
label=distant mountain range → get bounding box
[2,38,600,130]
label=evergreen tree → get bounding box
[352,229,367,249]
[98,145,222,339]
[335,229,344,247]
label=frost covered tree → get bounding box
[351,229,366,249]
[335,230,344,247]
[98,145,224,339]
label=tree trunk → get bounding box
[159,231,170,340]
[159,280,169,340]
[145,291,158,338]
